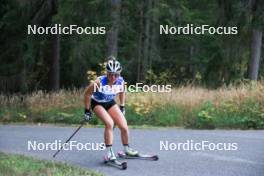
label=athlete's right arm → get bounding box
[84,79,100,110]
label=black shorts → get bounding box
[90,99,116,111]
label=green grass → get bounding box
[1,100,264,129]
[0,152,103,176]
[124,105,182,127]
[1,83,264,129]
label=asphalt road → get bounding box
[0,125,263,176]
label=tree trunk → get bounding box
[31,0,58,25]
[149,0,158,71]
[137,2,144,82]
[248,29,262,80]
[106,0,121,58]
[29,0,59,91]
[189,45,195,80]
[48,33,60,91]
[142,0,152,78]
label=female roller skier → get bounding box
[83,56,138,164]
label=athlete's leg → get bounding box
[93,105,117,160]
[108,105,139,156]
[93,105,114,145]
[107,104,129,145]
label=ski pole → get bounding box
[53,119,86,158]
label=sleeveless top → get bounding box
[91,75,124,102]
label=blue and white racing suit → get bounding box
[91,75,125,110]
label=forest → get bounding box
[1,0,264,129]
[1,0,264,93]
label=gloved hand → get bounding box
[119,105,125,115]
[84,108,92,121]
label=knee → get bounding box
[119,125,128,134]
[105,120,114,130]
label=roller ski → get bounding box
[117,147,159,161]
[104,155,127,170]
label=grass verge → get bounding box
[1,81,264,129]
[0,152,103,176]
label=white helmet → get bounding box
[106,56,122,73]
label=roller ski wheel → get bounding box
[117,151,159,161]
[104,156,127,170]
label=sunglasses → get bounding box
[107,73,120,78]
